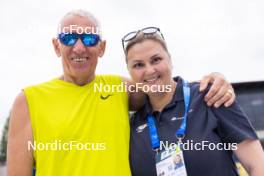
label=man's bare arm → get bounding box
[124,72,236,111]
[235,140,264,176]
[122,77,146,111]
[7,91,34,176]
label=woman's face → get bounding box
[126,39,173,94]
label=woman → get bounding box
[122,27,264,176]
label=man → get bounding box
[7,9,235,176]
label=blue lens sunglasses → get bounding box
[58,33,100,46]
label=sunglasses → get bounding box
[121,27,164,51]
[58,33,100,47]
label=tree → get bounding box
[0,116,9,164]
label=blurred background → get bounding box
[0,0,264,175]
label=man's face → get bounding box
[53,15,106,82]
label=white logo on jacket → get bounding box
[136,123,148,133]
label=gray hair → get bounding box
[57,9,102,38]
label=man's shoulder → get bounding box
[13,92,28,108]
[96,74,122,84]
[23,78,59,91]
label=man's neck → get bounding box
[149,81,177,112]
[60,74,95,86]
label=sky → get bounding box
[0,0,264,135]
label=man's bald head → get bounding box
[58,9,102,37]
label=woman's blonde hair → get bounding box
[124,32,170,61]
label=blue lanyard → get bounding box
[147,80,191,150]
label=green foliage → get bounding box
[0,117,9,164]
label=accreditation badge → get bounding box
[155,146,188,176]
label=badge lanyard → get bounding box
[147,80,190,151]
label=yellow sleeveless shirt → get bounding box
[24,75,131,176]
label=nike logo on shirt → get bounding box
[100,94,113,100]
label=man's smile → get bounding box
[70,57,89,63]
